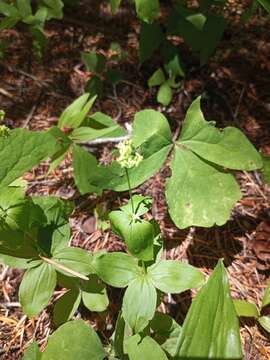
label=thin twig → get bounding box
[40,256,89,281]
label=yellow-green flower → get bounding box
[0,110,5,123]
[116,139,143,169]
[0,125,10,138]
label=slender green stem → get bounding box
[125,168,134,213]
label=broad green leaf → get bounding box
[92,252,140,288]
[0,1,19,17]
[0,254,41,269]
[234,299,259,318]
[148,68,166,87]
[0,129,58,187]
[106,68,123,85]
[257,0,270,13]
[109,211,155,261]
[139,22,163,63]
[175,260,242,359]
[200,15,226,65]
[148,260,204,293]
[110,0,122,13]
[17,0,32,18]
[82,51,106,74]
[135,0,160,23]
[72,144,104,195]
[166,146,242,228]
[52,247,93,277]
[157,82,173,106]
[42,320,105,360]
[53,288,81,326]
[150,312,181,357]
[73,143,171,194]
[122,276,157,333]
[58,94,96,129]
[133,109,172,147]
[19,262,57,317]
[179,97,262,170]
[262,280,270,308]
[0,187,44,232]
[0,229,39,258]
[258,316,270,333]
[125,334,168,360]
[81,275,109,312]
[22,340,41,360]
[262,155,270,185]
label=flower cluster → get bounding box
[116,139,143,169]
[0,125,10,138]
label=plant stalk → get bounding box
[125,168,134,213]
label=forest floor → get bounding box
[0,1,270,359]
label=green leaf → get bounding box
[164,54,185,78]
[85,76,103,97]
[148,68,166,87]
[175,260,243,359]
[233,299,259,318]
[0,187,44,232]
[135,0,160,23]
[109,211,155,261]
[42,320,105,360]
[0,229,39,258]
[110,0,122,13]
[93,252,140,288]
[0,254,41,269]
[262,280,270,308]
[52,247,93,277]
[257,0,270,13]
[262,155,270,185]
[122,276,157,333]
[120,195,152,217]
[179,97,263,171]
[148,260,204,293]
[113,311,132,358]
[106,69,123,86]
[150,312,181,357]
[200,15,226,65]
[125,334,168,360]
[19,262,57,317]
[72,145,104,195]
[157,82,173,106]
[0,129,58,187]
[17,0,32,18]
[133,109,172,147]
[58,94,96,129]
[81,275,109,312]
[139,22,163,63]
[166,146,242,228]
[82,51,106,74]
[53,288,81,326]
[22,340,41,360]
[47,126,72,173]
[258,316,270,333]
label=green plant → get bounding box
[0,0,64,56]
[0,94,266,359]
[234,281,270,335]
[82,43,127,97]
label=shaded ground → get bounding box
[0,1,270,359]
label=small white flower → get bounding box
[116,139,143,169]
